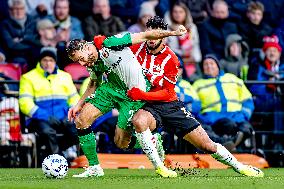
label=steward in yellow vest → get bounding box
[193,54,254,149]
[19,47,80,155]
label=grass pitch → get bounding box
[0,168,283,189]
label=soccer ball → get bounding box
[42,154,68,179]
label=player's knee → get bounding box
[74,115,90,129]
[132,111,150,133]
[133,120,147,133]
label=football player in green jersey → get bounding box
[66,25,187,178]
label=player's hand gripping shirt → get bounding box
[129,42,179,102]
[88,33,149,92]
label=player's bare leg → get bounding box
[183,125,264,177]
[132,110,177,177]
[73,103,104,178]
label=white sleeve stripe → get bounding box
[164,76,176,84]
[160,54,171,75]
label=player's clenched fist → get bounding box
[175,25,187,36]
[127,87,144,101]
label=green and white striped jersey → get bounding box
[88,33,148,91]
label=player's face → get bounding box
[40,56,56,74]
[146,27,163,50]
[72,44,98,67]
[203,58,219,77]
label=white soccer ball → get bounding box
[42,154,68,179]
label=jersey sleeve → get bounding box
[163,55,179,85]
[103,32,132,50]
[93,35,107,50]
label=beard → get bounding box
[146,40,163,50]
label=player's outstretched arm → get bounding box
[130,25,187,45]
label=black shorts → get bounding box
[142,101,200,137]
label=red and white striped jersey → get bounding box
[130,42,180,101]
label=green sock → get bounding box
[134,137,141,149]
[78,132,99,166]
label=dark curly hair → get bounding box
[66,39,87,59]
[146,16,168,30]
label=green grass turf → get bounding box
[0,168,283,189]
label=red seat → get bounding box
[64,63,89,80]
[0,63,22,80]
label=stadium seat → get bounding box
[64,63,89,80]
[0,63,22,80]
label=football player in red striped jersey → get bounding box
[127,16,264,177]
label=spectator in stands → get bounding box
[19,47,80,157]
[238,1,272,52]
[128,4,156,33]
[193,54,254,151]
[175,60,201,116]
[25,0,54,19]
[167,2,202,65]
[47,0,84,69]
[1,0,37,67]
[220,34,250,80]
[83,0,125,41]
[36,19,57,48]
[248,35,284,131]
[34,19,67,68]
[178,0,209,24]
[198,0,238,59]
[49,0,84,42]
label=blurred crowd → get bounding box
[1,0,284,166]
